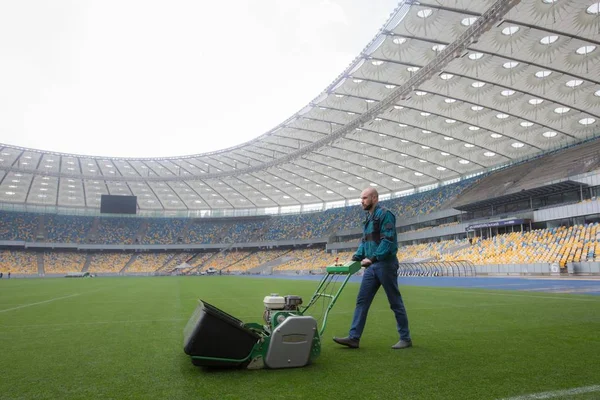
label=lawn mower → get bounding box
[183,260,361,369]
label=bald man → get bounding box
[333,187,412,350]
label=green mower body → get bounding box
[183,261,360,369]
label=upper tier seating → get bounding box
[95,218,141,244]
[142,218,187,244]
[46,215,92,243]
[0,178,476,244]
[0,211,38,241]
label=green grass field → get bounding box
[1,276,599,400]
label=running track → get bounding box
[254,275,600,296]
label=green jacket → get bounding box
[352,205,398,263]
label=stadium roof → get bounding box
[1,0,599,215]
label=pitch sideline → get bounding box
[0,293,81,313]
[499,384,600,399]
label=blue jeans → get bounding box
[349,259,411,341]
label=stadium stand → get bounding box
[0,178,474,246]
[228,219,269,242]
[0,211,38,242]
[0,249,38,274]
[187,252,216,269]
[441,224,599,267]
[43,251,86,274]
[182,219,269,244]
[142,218,187,244]
[204,250,251,272]
[185,220,226,244]
[397,239,469,262]
[126,252,173,273]
[317,250,354,269]
[273,248,325,271]
[263,214,333,240]
[271,248,356,272]
[225,249,290,272]
[335,179,476,232]
[45,215,93,243]
[87,252,133,273]
[94,218,142,244]
[5,222,599,276]
[4,155,600,277]
[259,179,474,241]
[156,251,196,274]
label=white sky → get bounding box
[0,0,399,158]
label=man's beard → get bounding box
[363,203,373,211]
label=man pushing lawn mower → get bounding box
[183,187,409,369]
[333,187,412,350]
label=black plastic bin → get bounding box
[183,300,261,367]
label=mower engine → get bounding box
[262,294,303,330]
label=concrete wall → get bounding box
[474,263,555,275]
[476,262,600,276]
[568,262,600,275]
[534,199,600,222]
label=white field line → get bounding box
[0,293,81,313]
[499,384,600,399]
[0,287,109,313]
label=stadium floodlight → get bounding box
[576,45,596,55]
[540,35,558,45]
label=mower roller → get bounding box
[183,260,361,369]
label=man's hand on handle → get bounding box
[360,258,373,267]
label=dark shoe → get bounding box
[391,339,412,349]
[333,336,359,349]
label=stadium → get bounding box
[1,0,600,399]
